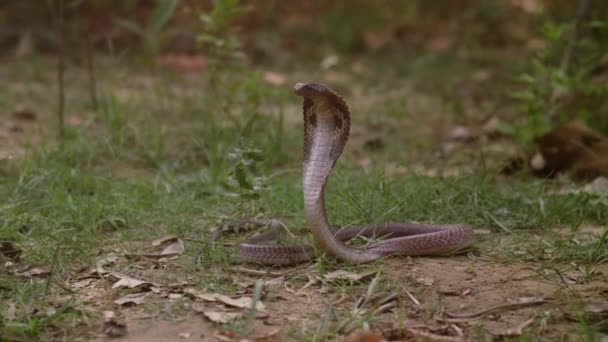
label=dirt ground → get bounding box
[76,228,607,341]
[2,64,607,342]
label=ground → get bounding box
[0,52,607,342]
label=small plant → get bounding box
[117,0,182,68]
[500,11,608,147]
[225,142,268,211]
[197,0,250,66]
[500,22,575,146]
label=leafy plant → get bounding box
[117,0,181,67]
[500,15,608,146]
[226,142,268,204]
[197,0,250,65]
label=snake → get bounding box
[237,82,475,266]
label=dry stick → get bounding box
[549,0,593,117]
[56,0,66,140]
[445,297,546,319]
[86,34,98,110]
[560,0,593,75]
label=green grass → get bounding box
[1,55,607,340]
[2,127,607,339]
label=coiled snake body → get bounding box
[237,82,474,266]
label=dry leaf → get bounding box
[185,289,265,311]
[110,273,153,289]
[168,293,183,300]
[323,270,378,282]
[18,267,51,278]
[152,234,178,246]
[71,279,94,289]
[161,239,186,255]
[97,255,118,267]
[114,293,148,306]
[585,302,608,321]
[201,309,243,324]
[415,277,435,286]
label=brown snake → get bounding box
[237,82,474,266]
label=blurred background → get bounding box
[1,4,608,340]
[1,0,607,178]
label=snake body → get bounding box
[237,82,474,266]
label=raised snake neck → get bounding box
[237,82,474,266]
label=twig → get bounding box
[372,302,397,315]
[549,0,593,117]
[445,297,546,319]
[560,0,593,75]
[86,34,98,110]
[404,288,421,306]
[56,0,66,140]
[231,266,285,277]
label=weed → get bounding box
[117,0,182,68]
[500,17,608,146]
[197,0,250,65]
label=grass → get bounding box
[1,55,607,340]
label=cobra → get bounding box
[237,82,474,266]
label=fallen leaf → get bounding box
[97,255,118,267]
[18,267,51,278]
[152,234,178,246]
[110,273,153,290]
[185,289,265,311]
[585,302,608,321]
[161,239,186,255]
[71,279,94,289]
[415,277,435,286]
[114,293,148,306]
[323,269,378,282]
[201,309,243,324]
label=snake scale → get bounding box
[237,82,474,266]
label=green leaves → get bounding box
[115,0,182,67]
[227,144,267,201]
[197,0,250,64]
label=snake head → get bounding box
[293,82,337,102]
